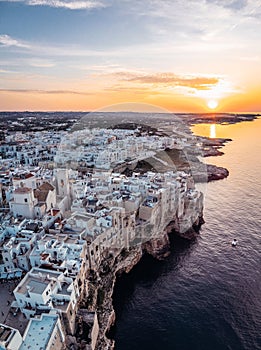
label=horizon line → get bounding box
[0,110,260,115]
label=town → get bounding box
[0,117,205,350]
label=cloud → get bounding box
[0,34,30,48]
[114,72,220,91]
[104,85,161,95]
[1,0,106,10]
[0,88,92,95]
[0,69,14,73]
[121,0,261,45]
[206,0,248,11]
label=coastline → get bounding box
[66,116,237,350]
[80,118,236,349]
[70,212,204,350]
[110,117,261,350]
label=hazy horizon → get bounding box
[0,110,260,114]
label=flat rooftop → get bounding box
[19,315,58,350]
[15,269,62,295]
[27,279,49,295]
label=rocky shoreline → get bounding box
[200,137,232,157]
[187,113,259,125]
[66,214,204,350]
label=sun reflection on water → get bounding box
[210,124,216,138]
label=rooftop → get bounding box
[13,173,35,180]
[34,182,55,202]
[15,268,62,295]
[19,314,58,350]
[14,187,32,194]
[26,279,50,295]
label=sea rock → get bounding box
[203,149,224,157]
[207,164,229,181]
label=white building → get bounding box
[12,173,37,190]
[0,324,22,350]
[34,182,56,216]
[13,267,79,333]
[9,188,37,219]
[19,313,65,350]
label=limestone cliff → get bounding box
[68,189,204,350]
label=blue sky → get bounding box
[0,0,261,111]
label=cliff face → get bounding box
[95,217,204,350]
[94,233,172,350]
[142,231,170,260]
[68,190,204,350]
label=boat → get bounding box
[232,239,237,247]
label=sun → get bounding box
[207,99,218,110]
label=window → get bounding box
[24,198,28,203]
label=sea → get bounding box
[112,117,261,350]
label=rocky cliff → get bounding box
[67,209,204,350]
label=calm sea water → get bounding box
[112,118,261,350]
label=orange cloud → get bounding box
[114,72,220,90]
[0,89,92,95]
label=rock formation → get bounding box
[71,201,204,349]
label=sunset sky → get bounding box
[0,0,261,112]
